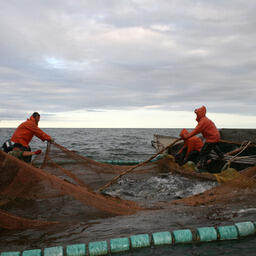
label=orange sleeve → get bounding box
[186,120,205,139]
[25,122,51,142]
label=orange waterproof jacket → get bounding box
[178,128,203,158]
[11,115,51,147]
[186,106,220,143]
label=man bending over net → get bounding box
[2,112,53,162]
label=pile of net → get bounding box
[172,165,256,207]
[0,142,256,230]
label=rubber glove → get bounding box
[34,149,42,155]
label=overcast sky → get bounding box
[1,0,256,128]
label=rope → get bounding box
[222,141,251,171]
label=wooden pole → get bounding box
[97,137,182,192]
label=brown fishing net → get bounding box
[0,142,169,229]
[172,165,256,207]
[158,154,256,206]
[0,141,256,230]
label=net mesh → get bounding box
[172,166,256,206]
[0,142,167,229]
[0,141,256,230]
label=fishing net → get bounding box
[0,142,171,230]
[162,154,256,206]
[0,141,256,230]
[172,165,256,207]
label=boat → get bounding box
[151,129,256,172]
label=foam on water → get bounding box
[105,173,217,205]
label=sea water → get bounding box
[0,128,179,161]
[0,128,256,255]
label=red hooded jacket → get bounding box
[178,128,203,158]
[186,106,220,143]
[11,115,51,147]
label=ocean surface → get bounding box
[0,128,256,255]
[1,128,180,161]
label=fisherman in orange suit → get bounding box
[175,128,203,166]
[9,112,53,162]
[183,106,224,171]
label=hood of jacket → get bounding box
[27,115,38,126]
[179,128,189,139]
[194,105,206,122]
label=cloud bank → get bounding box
[1,0,256,127]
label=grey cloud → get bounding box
[0,0,256,122]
